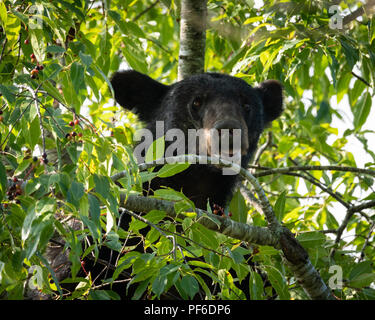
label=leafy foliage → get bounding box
[0,0,374,300]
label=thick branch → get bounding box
[113,155,336,300]
[177,0,207,80]
[343,0,375,25]
[120,193,279,247]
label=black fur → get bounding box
[111,70,283,209]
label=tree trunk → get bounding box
[177,0,207,80]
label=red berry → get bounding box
[74,119,79,125]
[30,53,35,59]
[69,121,74,126]
[78,132,83,138]
[24,39,29,45]
[30,69,39,78]
[13,177,18,183]
[0,115,3,122]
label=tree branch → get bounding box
[119,193,279,248]
[343,0,375,26]
[253,165,375,179]
[178,0,207,80]
[113,154,336,300]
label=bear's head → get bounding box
[110,70,283,168]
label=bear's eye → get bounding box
[192,97,202,110]
[244,104,252,112]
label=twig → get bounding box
[331,200,375,258]
[253,165,375,179]
[351,71,371,87]
[0,99,34,149]
[358,221,375,262]
[252,131,273,166]
[283,171,350,209]
[133,0,160,22]
[0,35,7,64]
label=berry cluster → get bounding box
[29,52,44,79]
[66,119,83,142]
[41,152,48,164]
[32,152,48,165]
[5,177,23,203]
[212,204,233,217]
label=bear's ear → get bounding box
[256,80,283,124]
[110,70,169,122]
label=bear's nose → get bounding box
[213,119,242,132]
[212,119,243,153]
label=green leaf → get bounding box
[93,174,110,200]
[144,210,166,224]
[249,270,264,300]
[46,45,66,53]
[274,191,287,222]
[349,261,373,280]
[79,52,93,67]
[264,266,290,300]
[157,163,190,178]
[21,205,37,241]
[42,81,66,105]
[145,136,165,163]
[180,275,199,299]
[0,85,16,104]
[348,273,375,289]
[296,231,326,248]
[152,274,167,297]
[191,224,219,250]
[229,190,247,224]
[36,198,56,215]
[70,62,85,94]
[339,38,359,69]
[0,2,7,28]
[29,28,46,62]
[29,116,41,149]
[353,92,371,131]
[88,194,101,228]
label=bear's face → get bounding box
[111,70,283,166]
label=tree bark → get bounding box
[177,0,207,80]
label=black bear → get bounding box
[41,71,283,300]
[111,70,283,210]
